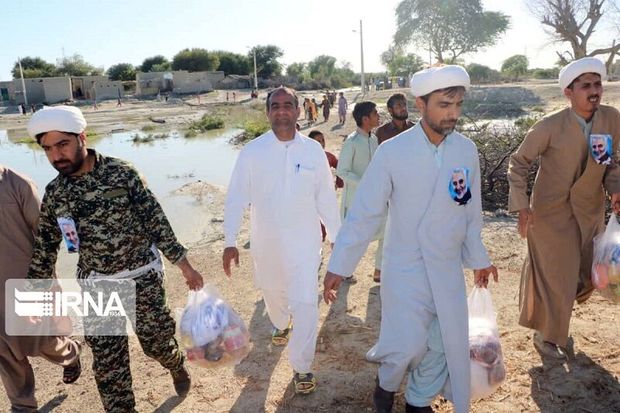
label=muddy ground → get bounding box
[0,84,618,413]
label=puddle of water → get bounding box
[0,128,239,276]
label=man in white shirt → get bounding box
[324,66,497,413]
[223,86,341,395]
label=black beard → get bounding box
[54,144,86,176]
[392,113,408,121]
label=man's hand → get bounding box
[176,258,204,290]
[323,271,345,304]
[222,247,240,277]
[518,208,532,239]
[474,265,499,288]
[612,193,620,214]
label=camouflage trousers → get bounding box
[84,270,184,413]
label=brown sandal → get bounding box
[63,359,81,384]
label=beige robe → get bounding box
[507,106,620,346]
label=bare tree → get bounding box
[527,0,620,70]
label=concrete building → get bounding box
[8,77,73,105]
[220,75,252,89]
[72,76,124,101]
[135,70,225,96]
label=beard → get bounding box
[427,118,457,137]
[392,112,408,121]
[53,146,86,176]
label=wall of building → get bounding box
[93,80,124,100]
[41,77,72,104]
[72,76,108,99]
[172,71,214,94]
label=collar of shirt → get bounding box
[571,109,594,139]
[356,127,371,138]
[419,125,448,168]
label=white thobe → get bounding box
[224,130,341,372]
[327,123,490,413]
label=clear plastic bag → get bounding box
[468,286,506,400]
[591,214,620,304]
[179,285,251,369]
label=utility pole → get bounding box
[18,57,29,106]
[253,48,258,90]
[360,20,365,96]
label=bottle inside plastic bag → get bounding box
[468,286,506,400]
[179,285,251,369]
[591,213,620,304]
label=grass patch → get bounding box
[184,130,198,138]
[188,114,225,132]
[242,118,270,139]
[131,132,169,143]
[141,125,157,132]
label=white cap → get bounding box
[559,57,606,90]
[27,106,87,140]
[410,65,470,97]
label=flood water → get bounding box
[0,129,240,276]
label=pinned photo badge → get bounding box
[57,217,80,253]
[590,134,612,166]
[449,167,472,206]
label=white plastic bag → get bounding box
[591,214,620,304]
[179,285,251,369]
[468,287,506,400]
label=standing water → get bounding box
[0,129,240,276]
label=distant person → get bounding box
[116,98,122,107]
[338,92,348,125]
[303,98,311,121]
[310,98,318,124]
[31,104,36,113]
[308,129,344,189]
[227,92,230,102]
[233,92,236,102]
[336,101,381,282]
[508,57,620,360]
[0,165,82,413]
[223,87,340,395]
[309,129,343,241]
[320,95,331,122]
[376,93,415,145]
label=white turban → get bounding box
[410,65,470,97]
[559,57,606,90]
[27,106,87,140]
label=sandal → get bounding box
[373,269,381,283]
[271,324,292,346]
[294,372,317,394]
[63,359,81,384]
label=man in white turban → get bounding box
[324,65,497,413]
[26,105,205,412]
[508,57,620,359]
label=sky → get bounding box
[1,0,618,81]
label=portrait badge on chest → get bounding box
[449,167,471,206]
[57,217,80,253]
[589,134,612,166]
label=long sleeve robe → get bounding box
[336,128,379,219]
[508,106,620,346]
[327,123,490,413]
[224,131,341,304]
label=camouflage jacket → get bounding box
[28,149,187,279]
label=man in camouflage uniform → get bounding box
[26,106,204,413]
